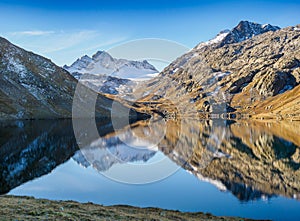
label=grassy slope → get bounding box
[0,196,260,221]
[251,84,300,120]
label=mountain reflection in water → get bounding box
[0,118,299,203]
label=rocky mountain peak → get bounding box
[196,21,280,49]
[139,22,300,120]
[65,50,158,76]
[142,60,158,70]
[92,50,114,62]
[63,50,158,95]
[0,37,9,44]
[235,20,280,35]
[220,20,280,46]
[81,55,92,61]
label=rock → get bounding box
[254,70,296,96]
[0,37,146,120]
[136,21,300,117]
[219,21,280,47]
[202,101,211,112]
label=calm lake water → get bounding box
[1,118,300,220]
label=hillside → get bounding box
[133,22,300,120]
[250,84,300,120]
[0,37,145,120]
[0,196,256,221]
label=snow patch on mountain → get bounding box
[196,21,280,49]
[197,30,230,49]
[64,51,158,94]
[219,21,280,46]
[6,57,27,78]
[64,51,158,80]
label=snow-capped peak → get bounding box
[64,50,158,80]
[197,29,230,48]
[81,54,92,60]
[92,50,114,62]
[220,21,280,46]
[196,21,280,49]
[63,50,159,95]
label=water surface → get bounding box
[1,118,300,220]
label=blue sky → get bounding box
[1,0,300,66]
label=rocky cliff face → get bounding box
[135,22,300,119]
[0,37,145,120]
[218,21,280,47]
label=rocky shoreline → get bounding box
[0,195,262,221]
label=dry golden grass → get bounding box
[0,196,259,221]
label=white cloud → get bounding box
[85,37,128,52]
[4,29,129,66]
[42,30,99,53]
[10,30,55,36]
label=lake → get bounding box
[1,118,300,220]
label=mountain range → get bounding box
[64,51,157,79]
[0,38,147,120]
[64,51,158,94]
[0,20,299,120]
[134,21,300,120]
